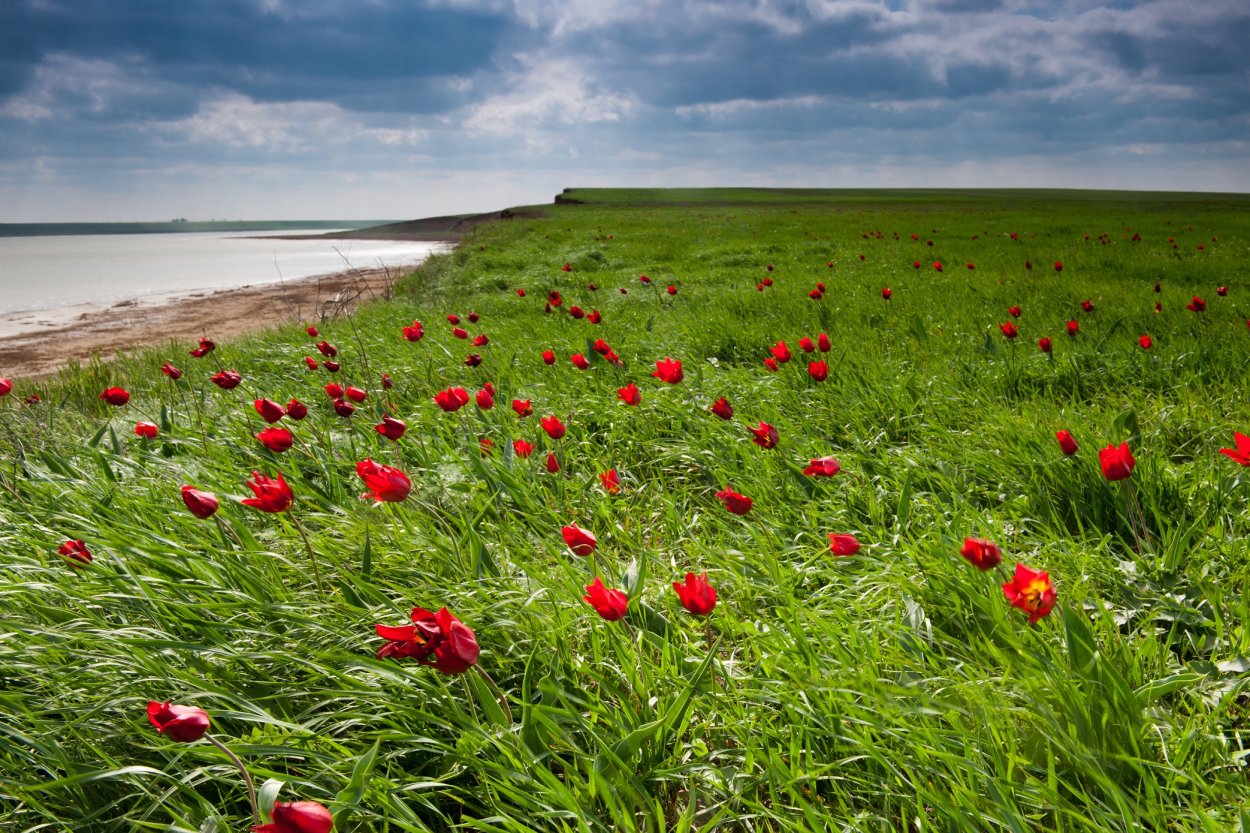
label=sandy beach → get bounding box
[0,263,416,379]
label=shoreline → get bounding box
[0,261,429,380]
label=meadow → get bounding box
[2,188,1249,832]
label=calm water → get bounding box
[0,230,446,337]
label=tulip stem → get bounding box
[206,734,259,825]
[473,665,513,725]
[289,514,326,596]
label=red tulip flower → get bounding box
[254,398,286,423]
[323,361,341,373]
[829,533,861,556]
[332,398,355,417]
[652,357,684,384]
[304,356,319,371]
[357,459,411,502]
[305,325,319,337]
[716,487,752,515]
[749,422,779,449]
[1066,320,1079,337]
[516,288,526,297]
[434,387,470,412]
[315,340,337,358]
[1185,296,1206,313]
[1038,337,1052,353]
[763,358,779,372]
[254,800,334,833]
[402,321,425,342]
[1138,334,1152,350]
[672,572,717,616]
[588,309,603,324]
[1008,305,1021,318]
[583,577,628,621]
[817,333,831,352]
[933,261,943,272]
[324,383,344,399]
[100,387,130,406]
[210,370,242,390]
[256,427,294,453]
[1098,442,1136,481]
[242,471,293,513]
[468,311,480,323]
[710,397,734,420]
[617,383,642,405]
[1216,286,1228,297]
[541,350,556,366]
[561,262,572,272]
[1055,430,1078,456]
[146,701,210,743]
[913,260,921,269]
[881,287,892,300]
[803,456,841,477]
[341,386,365,403]
[480,437,495,457]
[1002,563,1057,624]
[568,306,585,320]
[808,360,829,382]
[285,398,308,420]
[464,353,482,367]
[999,322,1018,339]
[809,288,823,300]
[770,341,792,363]
[600,469,621,494]
[58,539,92,567]
[190,337,216,358]
[452,327,468,339]
[545,452,561,473]
[511,399,533,417]
[570,353,590,370]
[1080,300,1094,312]
[959,538,1002,570]
[562,525,597,556]
[639,274,652,284]
[134,421,159,439]
[375,416,407,441]
[376,607,479,674]
[476,388,495,410]
[513,439,534,458]
[798,336,815,353]
[447,314,461,325]
[1054,261,1063,273]
[181,486,219,519]
[541,415,566,439]
[1218,432,1250,466]
[160,363,182,380]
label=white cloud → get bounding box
[462,56,639,135]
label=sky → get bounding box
[1,0,1248,221]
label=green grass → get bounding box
[2,188,1249,832]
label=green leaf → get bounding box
[257,778,284,818]
[333,739,379,826]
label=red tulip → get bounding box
[1001,563,1057,624]
[1185,296,1206,313]
[375,416,406,441]
[652,357,684,384]
[468,311,480,323]
[562,524,597,556]
[322,361,341,373]
[181,486,219,519]
[146,701,210,743]
[809,288,823,300]
[798,336,815,353]
[933,261,943,272]
[254,800,334,833]
[402,321,425,342]
[480,437,496,456]
[803,456,841,477]
[447,314,461,325]
[1218,432,1250,465]
[770,341,792,364]
[450,327,468,340]
[57,539,92,567]
[1038,337,1052,353]
[1153,282,1161,293]
[516,288,526,297]
[324,383,344,399]
[285,398,308,420]
[561,262,572,272]
[763,358,779,372]
[881,287,892,300]
[242,471,293,513]
[829,533,861,556]
[808,360,829,382]
[570,353,590,370]
[1098,442,1136,481]
[463,353,482,367]
[1216,286,1228,297]
[1138,334,1153,350]
[254,398,286,423]
[333,398,355,417]
[380,372,393,390]
[1154,302,1162,313]
[376,607,479,674]
[1007,306,1021,319]
[710,397,734,420]
[357,459,411,502]
[1025,260,1033,271]
[583,577,628,621]
[817,333,831,352]
[1054,261,1063,273]
[541,415,566,439]
[966,263,975,270]
[305,325,319,337]
[1055,430,1078,456]
[959,537,1002,570]
[434,387,470,412]
[315,340,337,358]
[672,572,717,616]
[475,388,495,410]
[541,350,556,366]
[568,306,585,320]
[513,439,534,458]
[210,370,242,390]
[999,322,1019,339]
[545,452,561,473]
[1066,320,1079,337]
[912,260,921,269]
[256,427,294,453]
[472,334,489,347]
[588,309,603,324]
[617,383,642,405]
[600,469,621,494]
[189,337,216,358]
[666,284,677,296]
[1080,300,1094,312]
[511,399,532,417]
[100,387,130,406]
[749,422,779,449]
[304,356,319,371]
[160,363,182,380]
[716,487,752,515]
[134,421,159,439]
[639,274,652,284]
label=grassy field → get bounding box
[2,188,1249,832]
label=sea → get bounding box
[0,222,448,339]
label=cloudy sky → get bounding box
[2,0,1247,221]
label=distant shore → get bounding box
[0,263,419,380]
